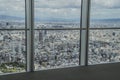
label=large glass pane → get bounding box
[0,31,26,74]
[34,30,80,70]
[89,30,120,65]
[35,0,81,29]
[0,0,25,29]
[34,0,81,70]
[90,0,120,28]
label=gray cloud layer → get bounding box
[92,0,120,8]
[91,0,120,19]
[0,0,120,21]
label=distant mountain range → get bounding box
[35,17,80,22]
[0,15,24,21]
[0,15,120,22]
[91,18,120,22]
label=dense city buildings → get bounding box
[0,21,120,73]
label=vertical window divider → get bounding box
[80,0,91,66]
[26,0,34,72]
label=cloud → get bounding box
[0,0,81,21]
[90,0,120,19]
[92,0,120,8]
[0,0,120,21]
[35,0,81,9]
[91,8,120,19]
[35,8,80,18]
[35,0,81,21]
[0,0,25,17]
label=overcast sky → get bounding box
[0,0,25,17]
[91,0,120,19]
[0,0,120,21]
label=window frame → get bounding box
[0,0,99,74]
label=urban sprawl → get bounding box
[0,21,120,73]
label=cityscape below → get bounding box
[0,21,120,74]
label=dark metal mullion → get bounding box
[85,0,91,66]
[80,0,91,66]
[25,0,28,72]
[79,0,83,65]
[30,0,34,72]
[26,0,34,72]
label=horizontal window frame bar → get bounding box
[89,27,120,30]
[0,28,85,30]
[0,29,26,30]
[0,28,81,31]
[0,28,81,30]
[34,28,81,30]
[1,27,120,30]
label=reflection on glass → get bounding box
[34,30,80,70]
[89,30,120,65]
[0,31,26,74]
